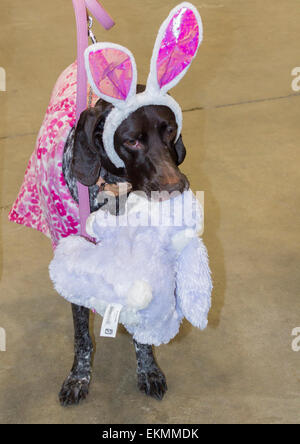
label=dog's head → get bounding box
[72,85,189,197]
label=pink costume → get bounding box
[8,62,97,249]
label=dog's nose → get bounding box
[160,174,189,194]
[159,160,189,191]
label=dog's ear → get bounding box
[173,135,186,165]
[72,101,124,186]
[72,105,103,186]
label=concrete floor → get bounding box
[0,0,300,424]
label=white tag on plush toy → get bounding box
[100,303,123,338]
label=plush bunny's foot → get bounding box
[59,374,90,406]
[137,366,168,401]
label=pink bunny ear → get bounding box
[84,43,137,106]
[147,3,203,94]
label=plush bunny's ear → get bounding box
[84,43,137,107]
[147,2,203,95]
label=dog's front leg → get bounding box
[59,304,93,406]
[133,340,167,401]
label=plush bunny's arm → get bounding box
[86,212,97,238]
[172,229,198,254]
[86,207,123,241]
[175,237,212,330]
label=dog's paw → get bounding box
[137,367,168,401]
[59,375,90,407]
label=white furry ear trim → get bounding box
[102,91,183,167]
[172,229,197,254]
[84,3,203,169]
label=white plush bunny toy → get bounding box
[49,2,212,346]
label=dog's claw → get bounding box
[137,368,168,401]
[59,375,90,406]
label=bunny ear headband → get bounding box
[84,2,203,168]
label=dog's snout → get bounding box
[160,176,189,194]
[157,160,189,194]
[160,163,180,184]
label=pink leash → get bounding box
[72,0,114,237]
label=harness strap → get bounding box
[72,0,114,237]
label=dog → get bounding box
[8,2,208,407]
[58,84,189,405]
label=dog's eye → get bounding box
[124,139,142,149]
[166,126,176,135]
[161,124,176,138]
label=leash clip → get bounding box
[88,15,97,44]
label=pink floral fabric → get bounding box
[8,62,97,249]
